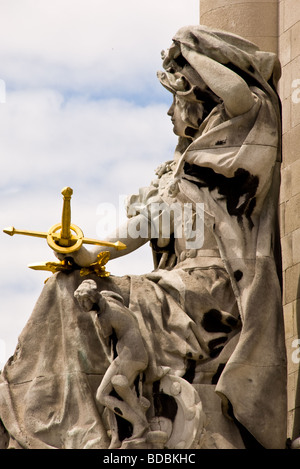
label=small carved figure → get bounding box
[74,279,149,448]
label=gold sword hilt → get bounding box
[60,186,73,245]
[3,187,127,256]
[46,186,84,254]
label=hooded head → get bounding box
[158,24,281,96]
[157,25,281,150]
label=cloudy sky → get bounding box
[0,0,199,367]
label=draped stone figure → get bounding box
[0,25,287,449]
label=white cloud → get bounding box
[0,90,175,189]
[0,0,199,367]
[0,0,199,93]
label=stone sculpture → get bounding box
[0,25,287,449]
[74,280,150,448]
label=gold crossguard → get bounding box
[3,187,126,274]
[3,225,126,252]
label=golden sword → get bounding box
[3,187,126,276]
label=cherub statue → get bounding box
[74,279,149,448]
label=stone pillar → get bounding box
[278,0,300,443]
[199,0,300,445]
[199,0,278,53]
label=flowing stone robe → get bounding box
[0,25,287,450]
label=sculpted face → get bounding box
[168,95,187,137]
[168,94,204,139]
[80,296,95,312]
[74,282,99,312]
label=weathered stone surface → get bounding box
[200,0,278,53]
[0,25,286,449]
[201,0,300,449]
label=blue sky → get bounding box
[0,0,199,367]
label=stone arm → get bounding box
[181,45,255,117]
[69,213,151,267]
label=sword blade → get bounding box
[3,226,48,239]
[82,237,127,250]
